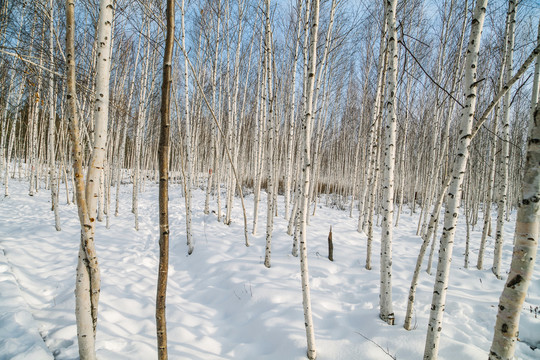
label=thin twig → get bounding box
[509,73,532,107]
[398,39,464,109]
[355,332,397,359]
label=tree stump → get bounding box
[328,226,333,261]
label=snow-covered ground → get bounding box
[0,179,538,359]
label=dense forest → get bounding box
[0,0,539,359]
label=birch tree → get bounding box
[298,0,320,357]
[181,0,194,255]
[252,36,266,235]
[489,28,540,358]
[48,0,60,231]
[423,0,488,358]
[284,0,303,221]
[264,0,275,268]
[3,5,27,197]
[379,0,398,326]
[132,24,152,231]
[65,0,114,357]
[28,21,45,197]
[359,11,387,237]
[492,0,516,279]
[203,1,221,216]
[403,0,469,330]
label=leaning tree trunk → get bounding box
[489,45,540,359]
[423,0,488,358]
[156,0,174,358]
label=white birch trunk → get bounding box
[299,0,320,357]
[489,22,540,359]
[0,6,25,184]
[493,0,516,279]
[394,109,408,227]
[115,30,143,216]
[252,44,266,235]
[66,1,105,358]
[366,113,383,270]
[29,23,46,196]
[349,56,372,219]
[284,0,304,221]
[477,51,506,269]
[4,81,25,197]
[133,25,151,230]
[287,0,312,241]
[181,0,194,255]
[531,25,540,121]
[404,0,470,329]
[307,0,336,215]
[380,0,398,326]
[87,0,113,227]
[264,0,275,268]
[359,18,387,233]
[224,1,245,226]
[48,0,60,231]
[204,6,221,216]
[423,1,487,358]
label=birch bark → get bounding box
[359,16,387,233]
[379,0,398,326]
[86,0,113,232]
[284,0,304,221]
[477,25,508,269]
[2,6,26,197]
[264,0,275,268]
[423,1,488,358]
[29,22,46,197]
[225,0,245,226]
[48,0,60,231]
[181,0,194,255]
[204,2,221,215]
[114,30,142,216]
[132,25,152,230]
[489,47,540,359]
[404,0,469,330]
[252,40,266,235]
[65,0,111,358]
[493,0,516,279]
[298,0,320,357]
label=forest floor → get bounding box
[0,178,538,359]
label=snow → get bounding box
[0,247,53,360]
[0,179,538,359]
